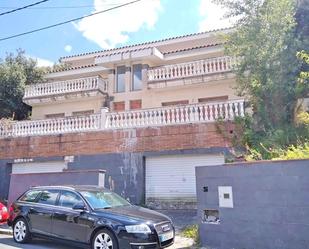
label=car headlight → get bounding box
[125,224,151,234]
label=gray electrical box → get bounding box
[218,186,233,208]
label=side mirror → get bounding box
[72,202,86,211]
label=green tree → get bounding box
[0,50,46,120]
[213,0,309,159]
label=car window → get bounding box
[19,190,41,203]
[37,190,59,205]
[58,191,82,208]
[80,190,131,209]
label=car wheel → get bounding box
[92,228,118,249]
[13,218,31,243]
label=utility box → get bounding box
[218,186,233,208]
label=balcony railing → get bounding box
[147,56,235,82]
[0,99,244,138]
[23,76,108,99]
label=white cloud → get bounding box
[27,55,54,67]
[36,57,54,67]
[74,0,162,49]
[64,45,72,52]
[198,0,234,32]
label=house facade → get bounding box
[0,28,245,209]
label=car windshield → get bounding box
[80,190,131,209]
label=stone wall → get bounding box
[196,159,309,249]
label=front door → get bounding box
[52,191,89,242]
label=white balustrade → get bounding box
[147,56,235,82]
[5,114,101,137]
[24,76,108,98]
[0,100,244,137]
[106,99,245,129]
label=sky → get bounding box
[0,0,232,66]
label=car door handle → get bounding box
[29,207,37,212]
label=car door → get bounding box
[52,190,89,242]
[29,189,59,235]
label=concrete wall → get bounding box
[0,147,228,209]
[31,96,105,119]
[0,160,11,202]
[8,169,105,205]
[196,159,309,249]
[111,74,238,110]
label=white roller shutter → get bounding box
[146,154,224,199]
[12,161,67,174]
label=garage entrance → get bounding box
[12,161,67,174]
[145,154,224,209]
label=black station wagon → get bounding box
[8,185,175,249]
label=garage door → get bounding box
[12,161,67,174]
[145,154,224,199]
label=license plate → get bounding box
[159,231,174,242]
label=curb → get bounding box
[0,228,13,235]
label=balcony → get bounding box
[0,99,244,138]
[147,56,236,88]
[23,76,108,104]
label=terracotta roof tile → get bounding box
[60,27,231,60]
[50,64,97,73]
[163,43,223,55]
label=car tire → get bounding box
[92,228,118,249]
[13,218,31,244]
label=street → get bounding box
[0,234,84,249]
[0,233,194,249]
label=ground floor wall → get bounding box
[0,123,233,208]
[8,169,105,205]
[0,148,228,209]
[196,159,309,249]
[0,160,11,203]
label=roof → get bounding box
[60,27,232,61]
[30,185,107,191]
[163,43,223,55]
[50,63,97,73]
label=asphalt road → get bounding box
[0,234,195,249]
[0,234,85,249]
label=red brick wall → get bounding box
[0,123,233,160]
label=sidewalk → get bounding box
[0,223,12,235]
[159,209,198,232]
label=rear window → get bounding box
[37,190,59,205]
[19,190,41,203]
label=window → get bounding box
[45,113,65,119]
[116,66,126,92]
[80,190,130,209]
[72,110,94,116]
[19,190,41,203]
[130,100,142,110]
[37,190,59,205]
[162,100,189,107]
[198,96,228,103]
[113,101,125,112]
[132,64,142,91]
[58,191,83,208]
